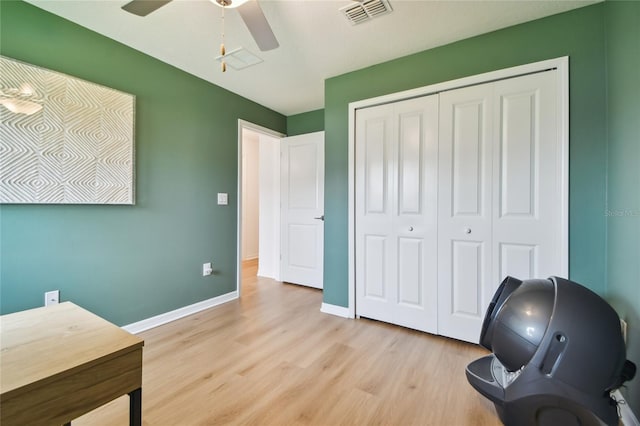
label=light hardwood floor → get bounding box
[75,259,501,425]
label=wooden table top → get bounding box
[0,302,144,400]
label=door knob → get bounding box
[314,215,325,221]
[465,227,472,234]
[409,226,414,232]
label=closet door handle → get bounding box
[465,227,472,234]
[409,226,414,232]
[314,215,325,221]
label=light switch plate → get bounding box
[217,193,228,205]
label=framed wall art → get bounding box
[0,56,135,204]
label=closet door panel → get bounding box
[356,104,396,321]
[450,240,485,317]
[499,243,537,281]
[492,71,561,283]
[393,97,439,333]
[364,119,388,214]
[355,96,438,333]
[397,237,423,306]
[363,235,390,298]
[398,111,423,214]
[438,83,493,343]
[452,102,485,216]
[498,91,537,217]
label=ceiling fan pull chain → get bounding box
[220,5,226,72]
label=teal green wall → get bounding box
[0,1,286,325]
[605,0,640,413]
[323,4,608,307]
[286,109,324,136]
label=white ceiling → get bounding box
[26,0,598,116]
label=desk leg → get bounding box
[129,388,142,426]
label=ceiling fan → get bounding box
[121,0,279,52]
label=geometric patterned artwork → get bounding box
[0,56,135,204]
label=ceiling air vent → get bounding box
[340,0,393,25]
[214,47,263,71]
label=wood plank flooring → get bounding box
[75,259,500,425]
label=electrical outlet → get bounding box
[620,319,628,345]
[44,290,59,306]
[202,262,213,277]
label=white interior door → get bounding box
[280,131,325,289]
[437,70,561,343]
[355,95,439,333]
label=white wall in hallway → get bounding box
[258,133,281,280]
[242,130,259,260]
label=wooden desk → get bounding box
[0,302,144,426]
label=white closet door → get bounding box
[355,95,438,333]
[355,102,395,324]
[437,83,494,343]
[438,70,560,343]
[491,72,561,285]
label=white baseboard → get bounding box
[257,270,276,280]
[615,389,639,426]
[122,291,238,334]
[320,302,351,318]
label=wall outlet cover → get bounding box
[203,262,213,277]
[45,290,60,306]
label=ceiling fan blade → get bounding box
[121,0,173,17]
[237,1,279,52]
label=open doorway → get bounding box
[237,120,285,297]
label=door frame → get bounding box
[236,119,286,297]
[347,57,570,319]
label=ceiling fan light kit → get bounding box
[212,0,250,9]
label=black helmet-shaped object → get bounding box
[466,276,636,426]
